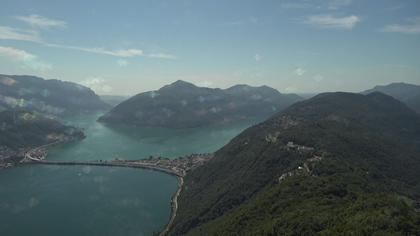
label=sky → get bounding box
[0,0,419,95]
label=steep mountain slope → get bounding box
[169,92,420,235]
[0,110,85,167]
[0,74,110,116]
[98,80,303,128]
[362,82,420,113]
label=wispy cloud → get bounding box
[223,17,259,27]
[304,15,361,30]
[117,59,129,67]
[15,14,66,29]
[294,67,306,76]
[148,53,177,59]
[80,76,112,94]
[254,54,262,62]
[45,43,145,57]
[0,25,41,42]
[0,46,52,71]
[381,18,420,34]
[313,74,324,82]
[280,0,352,10]
[197,80,213,87]
[1,15,175,60]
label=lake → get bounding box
[0,114,256,236]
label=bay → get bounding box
[0,114,256,235]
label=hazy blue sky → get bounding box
[0,0,419,95]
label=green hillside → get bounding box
[0,74,110,116]
[98,80,303,128]
[169,92,420,235]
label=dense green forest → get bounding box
[363,82,420,113]
[0,74,110,116]
[0,110,84,165]
[169,92,420,235]
[98,80,302,128]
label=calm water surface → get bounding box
[0,113,256,236]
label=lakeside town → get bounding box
[14,147,214,236]
[1,141,214,178]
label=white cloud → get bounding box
[44,43,144,57]
[45,43,176,59]
[87,48,143,57]
[304,15,361,30]
[0,20,174,59]
[254,54,262,62]
[294,67,306,76]
[313,74,324,82]
[0,46,52,71]
[280,0,352,10]
[148,53,177,59]
[117,59,129,67]
[0,25,41,42]
[198,80,213,87]
[80,77,112,94]
[328,0,352,10]
[15,14,66,29]
[381,18,420,34]
[285,86,297,92]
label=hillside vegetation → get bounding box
[0,74,110,116]
[0,110,84,166]
[99,80,302,128]
[363,82,420,113]
[169,92,420,235]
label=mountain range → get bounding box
[363,82,420,113]
[0,110,85,167]
[169,92,420,235]
[0,74,110,117]
[98,80,303,128]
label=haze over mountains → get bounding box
[0,74,107,168]
[0,74,110,117]
[1,74,420,234]
[169,92,420,235]
[0,110,84,168]
[362,83,420,113]
[98,80,303,128]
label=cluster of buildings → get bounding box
[0,146,23,169]
[117,153,214,177]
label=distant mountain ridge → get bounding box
[0,110,85,168]
[169,91,420,235]
[98,80,303,128]
[100,95,129,107]
[362,82,420,113]
[0,74,110,116]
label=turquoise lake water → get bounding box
[0,114,256,236]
